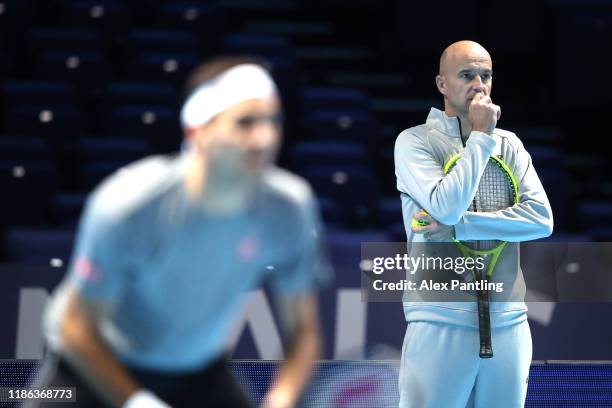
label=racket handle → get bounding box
[478,289,493,358]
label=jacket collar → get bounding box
[426,107,462,138]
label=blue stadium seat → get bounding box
[554,12,612,109]
[306,109,379,145]
[482,0,540,55]
[51,193,86,229]
[59,0,129,31]
[257,56,300,127]
[0,0,36,37]
[386,221,408,242]
[265,54,299,83]
[528,168,574,231]
[155,2,225,50]
[300,165,379,227]
[222,33,291,57]
[33,51,110,86]
[0,137,51,161]
[126,52,199,84]
[100,82,177,110]
[370,98,436,127]
[317,197,343,228]
[78,160,128,192]
[528,146,561,171]
[78,138,151,163]
[27,28,103,54]
[0,50,12,76]
[377,197,403,228]
[514,127,563,145]
[302,87,368,116]
[578,202,612,230]
[395,1,478,56]
[290,141,370,169]
[2,105,85,138]
[374,148,397,196]
[1,80,78,105]
[104,106,181,153]
[0,160,59,227]
[326,230,389,271]
[155,2,223,27]
[4,228,74,265]
[125,29,199,55]
[586,227,612,242]
[1,104,83,138]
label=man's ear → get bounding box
[435,74,446,96]
[183,125,209,155]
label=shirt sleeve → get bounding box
[394,129,498,225]
[269,194,333,294]
[454,137,554,242]
[67,197,130,303]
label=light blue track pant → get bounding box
[398,321,532,408]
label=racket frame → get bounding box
[443,153,519,359]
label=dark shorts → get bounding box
[26,353,253,408]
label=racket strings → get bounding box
[477,161,514,212]
[466,160,515,252]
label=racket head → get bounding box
[444,153,519,256]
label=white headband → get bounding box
[180,63,277,129]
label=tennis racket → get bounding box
[411,151,519,358]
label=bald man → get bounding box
[394,41,553,407]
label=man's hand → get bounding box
[260,294,322,408]
[260,389,293,408]
[59,286,142,407]
[411,210,454,241]
[468,93,501,134]
[123,390,171,408]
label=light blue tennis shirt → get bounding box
[50,154,331,372]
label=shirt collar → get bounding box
[425,107,462,138]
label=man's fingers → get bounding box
[413,210,431,221]
[412,222,437,233]
[478,95,492,105]
[411,210,438,233]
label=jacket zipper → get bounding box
[457,117,467,148]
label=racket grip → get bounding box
[478,289,493,358]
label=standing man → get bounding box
[32,56,330,408]
[394,41,553,407]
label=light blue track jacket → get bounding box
[394,107,553,328]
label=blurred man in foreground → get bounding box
[31,56,330,408]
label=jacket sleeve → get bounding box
[454,137,554,242]
[394,129,497,225]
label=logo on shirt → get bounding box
[74,256,102,284]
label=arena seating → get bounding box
[1,0,609,265]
